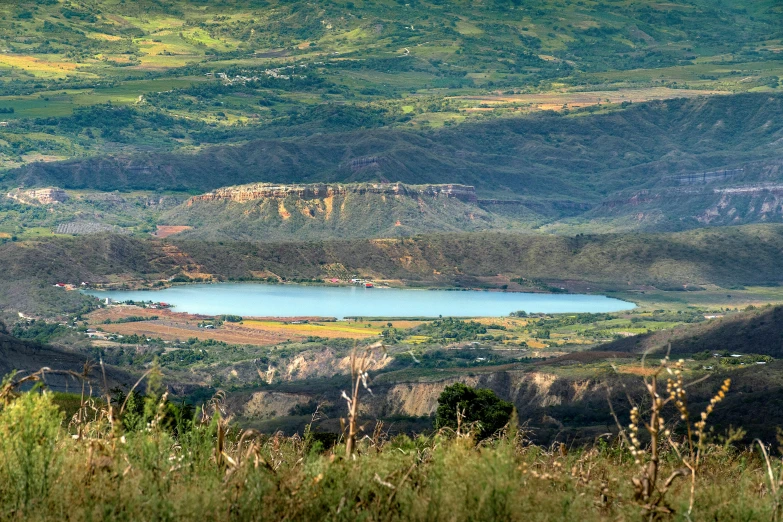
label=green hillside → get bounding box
[599,304,783,356]
[5,94,782,199]
[0,0,780,171]
[0,0,781,234]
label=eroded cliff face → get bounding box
[164,181,505,240]
[210,348,394,391]
[371,371,600,418]
[187,182,478,205]
[231,369,604,426]
[7,187,68,205]
[240,391,312,419]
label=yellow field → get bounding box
[0,54,83,78]
[241,320,425,340]
[453,87,723,112]
[241,320,385,339]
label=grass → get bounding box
[1,360,782,520]
[0,54,85,79]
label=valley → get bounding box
[1,1,783,518]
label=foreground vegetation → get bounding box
[2,360,783,521]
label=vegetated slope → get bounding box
[7,94,783,203]
[232,354,783,444]
[163,183,527,240]
[598,305,783,357]
[549,159,783,232]
[173,225,783,287]
[0,329,134,392]
[0,0,781,170]
[0,235,182,319]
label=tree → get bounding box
[434,383,514,439]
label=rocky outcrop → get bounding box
[188,182,478,205]
[7,187,68,205]
[233,369,606,423]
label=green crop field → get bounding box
[0,0,779,170]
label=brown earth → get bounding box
[87,306,303,345]
[154,225,192,238]
[99,321,298,345]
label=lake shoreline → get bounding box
[84,282,635,319]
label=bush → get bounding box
[434,383,513,439]
[0,389,63,511]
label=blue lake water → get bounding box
[85,283,634,319]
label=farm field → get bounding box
[79,296,751,355]
[0,0,779,171]
[241,319,425,340]
[453,87,723,112]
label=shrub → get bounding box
[434,383,513,439]
[0,389,63,512]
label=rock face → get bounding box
[166,181,503,241]
[7,187,68,204]
[188,182,478,205]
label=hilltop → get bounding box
[599,304,783,357]
[162,182,527,239]
[3,93,783,237]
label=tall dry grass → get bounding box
[0,364,781,521]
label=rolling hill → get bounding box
[160,182,529,240]
[598,305,783,357]
[7,94,783,204]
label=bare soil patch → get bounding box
[154,225,192,238]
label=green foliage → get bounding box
[10,319,68,344]
[414,318,487,343]
[103,315,158,324]
[434,383,514,439]
[0,390,63,511]
[604,305,783,358]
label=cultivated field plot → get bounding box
[87,307,302,345]
[86,307,427,344]
[154,225,192,238]
[101,321,295,345]
[454,87,722,112]
[240,320,425,340]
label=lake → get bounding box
[85,283,634,319]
